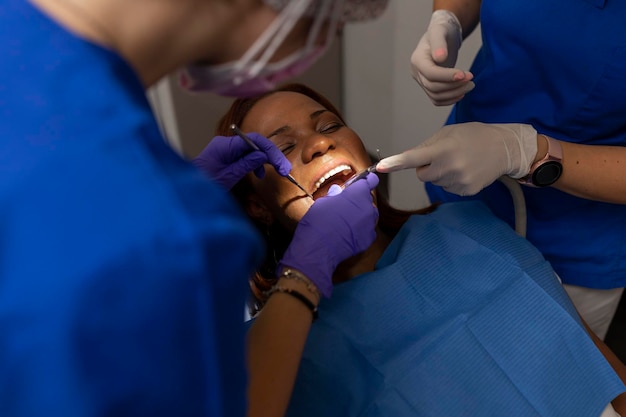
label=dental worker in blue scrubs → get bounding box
[377,0,626,341]
[0,0,387,416]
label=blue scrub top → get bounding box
[0,1,263,416]
[426,0,626,289]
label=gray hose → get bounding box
[497,176,527,238]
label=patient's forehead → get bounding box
[242,91,328,134]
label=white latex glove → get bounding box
[376,123,538,196]
[410,10,475,106]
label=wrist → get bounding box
[276,268,321,305]
[517,134,563,188]
[266,269,321,321]
[277,259,333,298]
[507,123,538,179]
[533,134,549,164]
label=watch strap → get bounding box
[517,134,563,187]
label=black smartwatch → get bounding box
[518,134,563,187]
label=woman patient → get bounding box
[209,83,626,417]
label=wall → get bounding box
[343,1,481,209]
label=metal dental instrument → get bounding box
[342,149,383,189]
[230,124,314,200]
[342,164,378,189]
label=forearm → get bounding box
[433,0,481,38]
[552,139,626,204]
[246,275,320,417]
[582,319,626,415]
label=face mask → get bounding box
[180,0,342,97]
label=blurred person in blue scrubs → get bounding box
[0,1,387,416]
[378,0,626,340]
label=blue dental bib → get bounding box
[286,201,624,417]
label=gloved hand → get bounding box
[192,133,291,190]
[376,123,538,196]
[277,173,380,298]
[410,10,475,106]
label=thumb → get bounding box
[428,25,450,64]
[428,10,462,67]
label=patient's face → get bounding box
[241,91,373,230]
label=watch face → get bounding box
[532,161,563,187]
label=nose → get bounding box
[301,133,336,163]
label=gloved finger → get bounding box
[364,172,380,190]
[414,61,473,85]
[214,135,254,160]
[341,173,379,242]
[415,163,445,184]
[413,75,473,107]
[432,11,463,62]
[246,132,292,177]
[417,76,475,96]
[431,94,469,107]
[376,146,436,173]
[327,184,342,196]
[411,56,460,86]
[338,173,380,211]
[327,173,378,198]
[235,151,269,178]
[429,84,475,106]
[427,27,456,66]
[419,165,483,197]
[416,77,475,105]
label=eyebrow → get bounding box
[310,109,327,119]
[267,109,329,139]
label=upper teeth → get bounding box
[314,164,352,191]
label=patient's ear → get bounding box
[245,194,274,226]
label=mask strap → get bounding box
[248,0,316,76]
[234,0,313,73]
[305,0,333,49]
[250,0,343,76]
[313,0,343,51]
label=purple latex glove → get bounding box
[278,173,380,298]
[192,133,291,190]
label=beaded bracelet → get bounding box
[265,286,319,321]
[279,268,321,299]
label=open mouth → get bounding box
[312,164,355,200]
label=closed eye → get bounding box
[279,143,295,155]
[320,122,343,134]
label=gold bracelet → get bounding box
[265,286,319,321]
[279,268,321,300]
